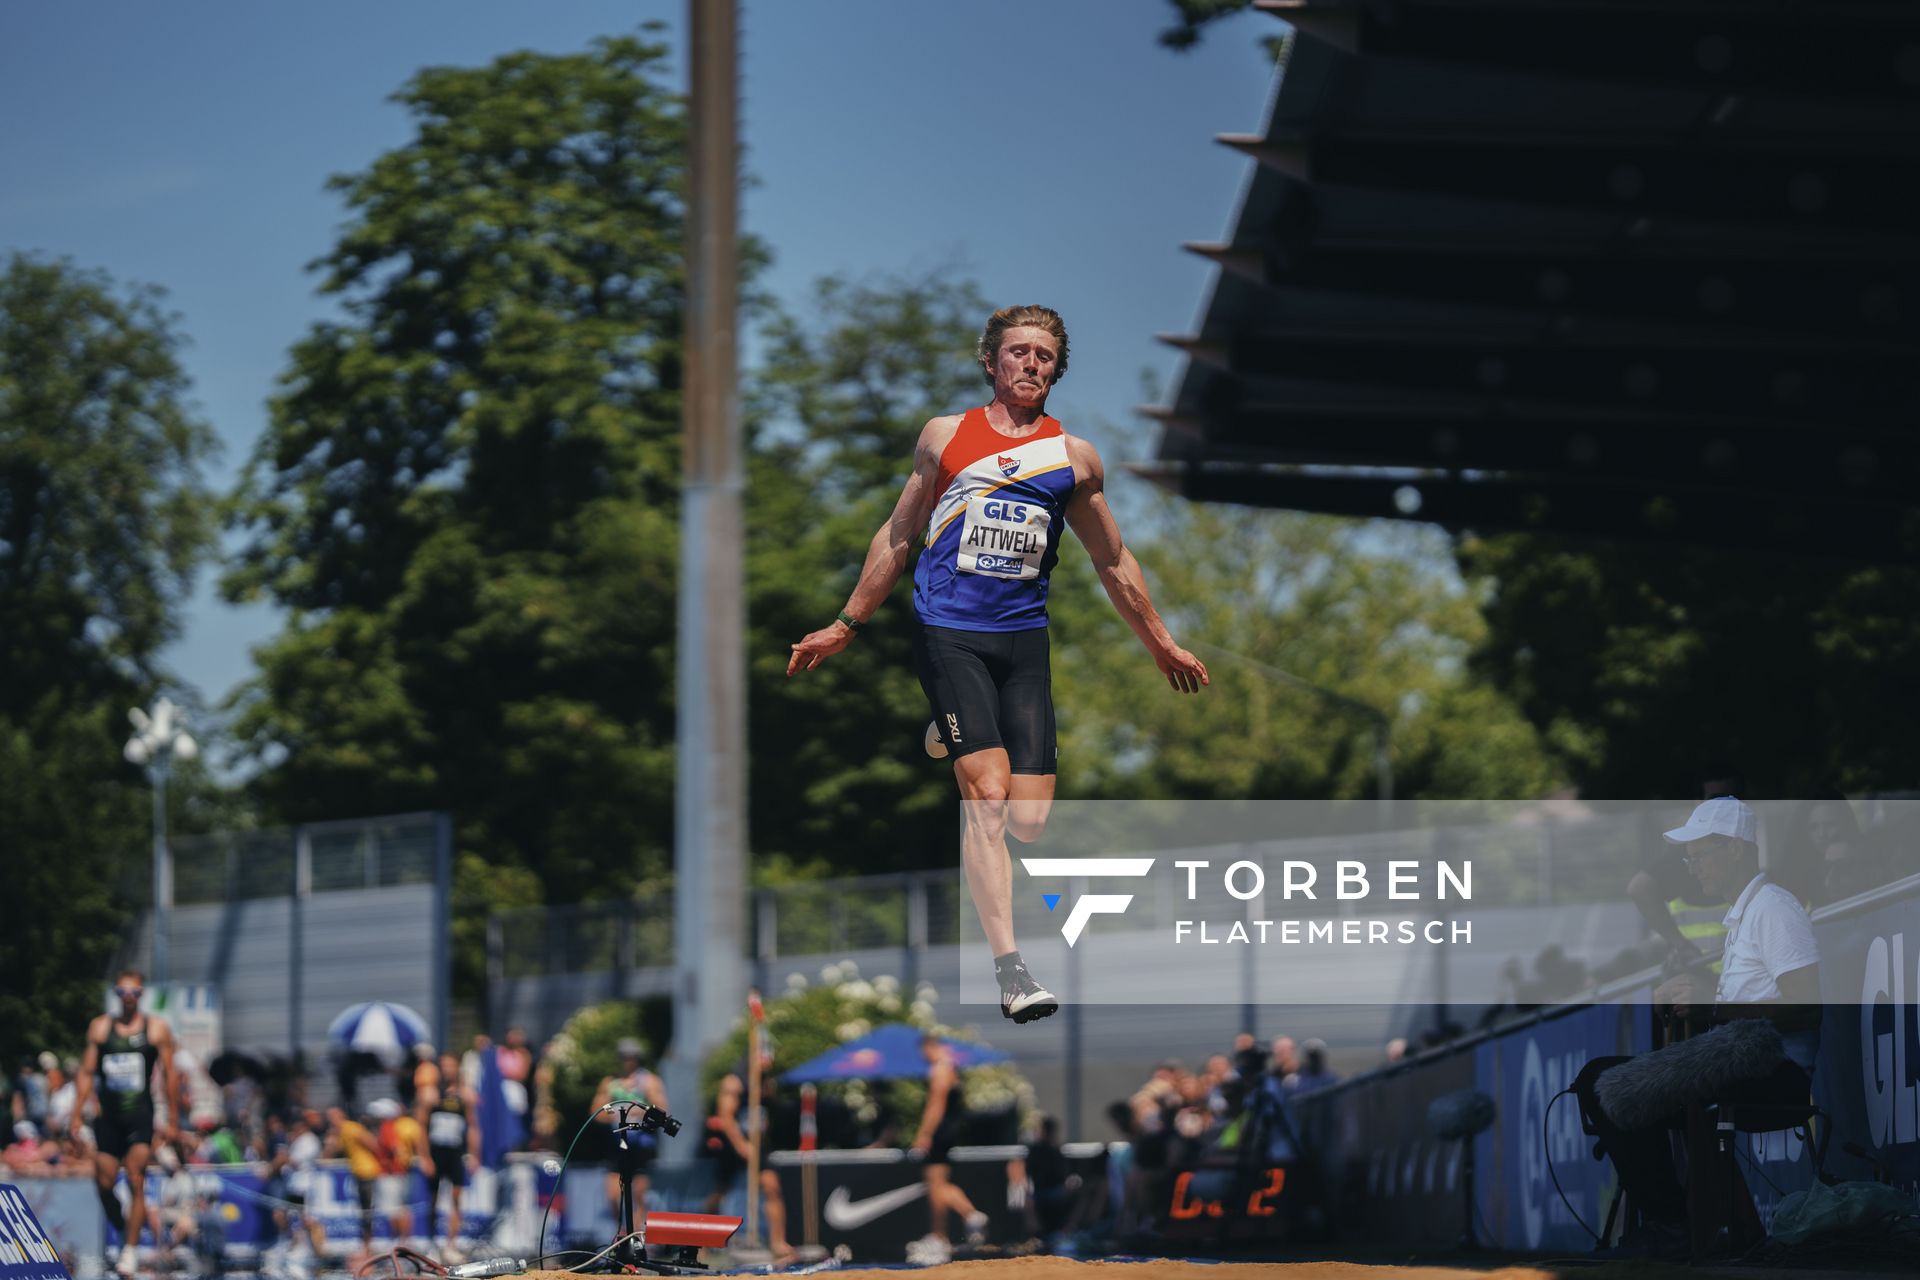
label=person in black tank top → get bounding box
[422,1052,479,1246]
[909,1035,986,1261]
[73,969,179,1277]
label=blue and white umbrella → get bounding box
[327,1001,431,1065]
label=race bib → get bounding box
[957,495,1050,580]
[102,1051,146,1094]
[428,1110,466,1147]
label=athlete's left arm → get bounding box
[466,1082,483,1166]
[152,1016,180,1143]
[1063,437,1209,694]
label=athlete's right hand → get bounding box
[68,1113,85,1147]
[787,621,854,675]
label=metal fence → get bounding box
[126,813,453,1071]
[487,871,965,982]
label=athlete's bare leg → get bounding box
[924,1164,978,1238]
[93,1150,127,1235]
[759,1170,795,1262]
[956,749,1016,956]
[1007,773,1055,844]
[123,1143,153,1259]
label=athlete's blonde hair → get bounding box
[978,305,1070,386]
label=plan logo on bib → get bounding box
[1020,857,1156,946]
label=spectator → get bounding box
[13,1056,52,1127]
[271,1109,328,1263]
[1800,794,1879,905]
[1269,1037,1298,1080]
[193,1115,244,1165]
[1026,1115,1071,1239]
[45,1058,77,1136]
[403,1044,438,1111]
[5,1121,60,1176]
[327,1104,384,1258]
[497,1029,533,1148]
[1285,1039,1340,1096]
[372,1096,428,1246]
[530,1041,561,1151]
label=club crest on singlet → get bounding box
[913,408,1076,632]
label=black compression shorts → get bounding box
[92,1110,154,1159]
[430,1146,468,1188]
[912,623,1056,775]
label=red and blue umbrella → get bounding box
[781,1023,1009,1083]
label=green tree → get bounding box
[1049,477,1559,802]
[224,35,693,944]
[1458,533,1920,796]
[745,272,998,875]
[0,255,217,1064]
[1158,0,1292,60]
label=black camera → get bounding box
[613,1101,682,1138]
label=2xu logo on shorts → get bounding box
[1020,858,1156,946]
[946,713,962,743]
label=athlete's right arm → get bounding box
[912,1060,952,1152]
[787,416,957,676]
[70,1017,104,1140]
[716,1075,752,1160]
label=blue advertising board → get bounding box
[0,1182,73,1280]
[99,1160,557,1256]
[1472,999,1651,1253]
[1808,890,1920,1191]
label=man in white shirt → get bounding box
[1578,796,1822,1242]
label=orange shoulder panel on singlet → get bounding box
[936,407,1062,494]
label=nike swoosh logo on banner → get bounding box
[823,1182,927,1229]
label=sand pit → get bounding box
[528,1261,1562,1280]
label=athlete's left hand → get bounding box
[787,622,854,675]
[1156,646,1209,693]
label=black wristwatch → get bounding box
[835,609,865,634]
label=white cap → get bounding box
[367,1098,403,1121]
[1663,795,1758,846]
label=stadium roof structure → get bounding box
[1147,0,1920,562]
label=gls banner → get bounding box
[1472,1001,1649,1253]
[0,1183,73,1280]
[102,1161,555,1254]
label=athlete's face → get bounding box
[114,979,142,1015]
[987,325,1060,408]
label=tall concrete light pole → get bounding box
[665,0,748,1145]
[124,697,197,986]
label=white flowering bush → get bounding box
[701,962,1035,1144]
[544,999,652,1141]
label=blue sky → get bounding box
[0,1,1278,716]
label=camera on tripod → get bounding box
[611,1100,682,1138]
